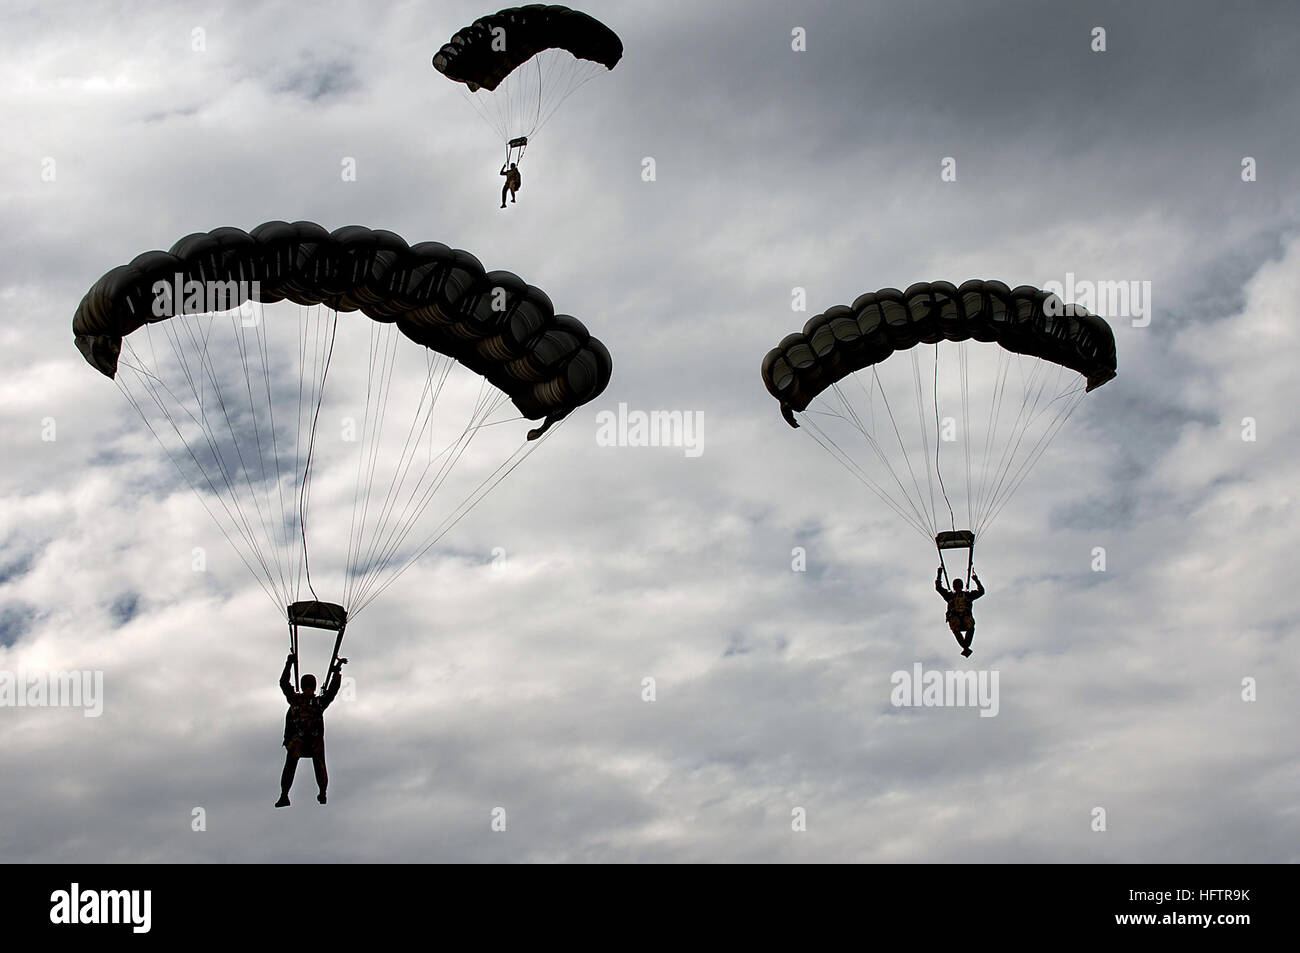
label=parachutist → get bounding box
[434,8,622,165]
[277,653,344,807]
[762,280,1116,655]
[500,161,521,207]
[936,569,984,658]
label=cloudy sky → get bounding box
[2,0,1298,862]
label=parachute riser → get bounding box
[506,136,528,166]
[287,601,349,693]
[936,530,975,588]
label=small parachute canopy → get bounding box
[762,279,1116,422]
[432,6,622,150]
[433,5,623,92]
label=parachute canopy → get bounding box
[432,5,622,149]
[763,280,1115,420]
[74,221,612,430]
[761,279,1116,546]
[433,5,623,92]
[73,221,612,619]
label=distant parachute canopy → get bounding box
[432,5,622,149]
[73,221,612,619]
[761,279,1116,545]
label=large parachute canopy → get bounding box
[761,279,1115,572]
[74,221,612,621]
[432,5,623,153]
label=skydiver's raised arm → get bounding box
[970,572,985,598]
[320,659,345,709]
[935,568,950,597]
[280,653,296,702]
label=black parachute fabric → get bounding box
[74,221,611,432]
[432,5,622,149]
[762,280,1115,423]
[433,5,623,92]
[761,279,1116,545]
[73,222,612,619]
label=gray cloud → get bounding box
[0,0,1297,862]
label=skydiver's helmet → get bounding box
[301,674,317,694]
[953,579,964,591]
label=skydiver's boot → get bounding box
[961,647,973,658]
[275,794,290,807]
[317,792,327,805]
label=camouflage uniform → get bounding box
[279,659,341,799]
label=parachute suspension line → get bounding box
[292,305,310,600]
[351,376,515,608]
[837,372,936,535]
[162,313,282,590]
[459,52,611,155]
[427,349,435,460]
[342,320,406,608]
[346,355,486,608]
[227,304,291,604]
[346,347,455,606]
[981,375,1087,535]
[960,341,973,535]
[534,54,606,136]
[347,374,513,610]
[531,54,544,143]
[156,314,287,602]
[909,349,940,532]
[349,416,554,617]
[834,376,932,534]
[533,52,568,137]
[986,386,1085,528]
[462,88,506,144]
[974,352,1038,530]
[345,330,453,608]
[931,345,958,534]
[298,310,339,604]
[798,412,933,540]
[976,352,1058,534]
[293,306,314,601]
[250,299,292,603]
[972,349,1020,532]
[297,306,335,597]
[342,320,383,608]
[972,347,1013,533]
[117,319,288,612]
[867,367,939,535]
[114,362,284,615]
